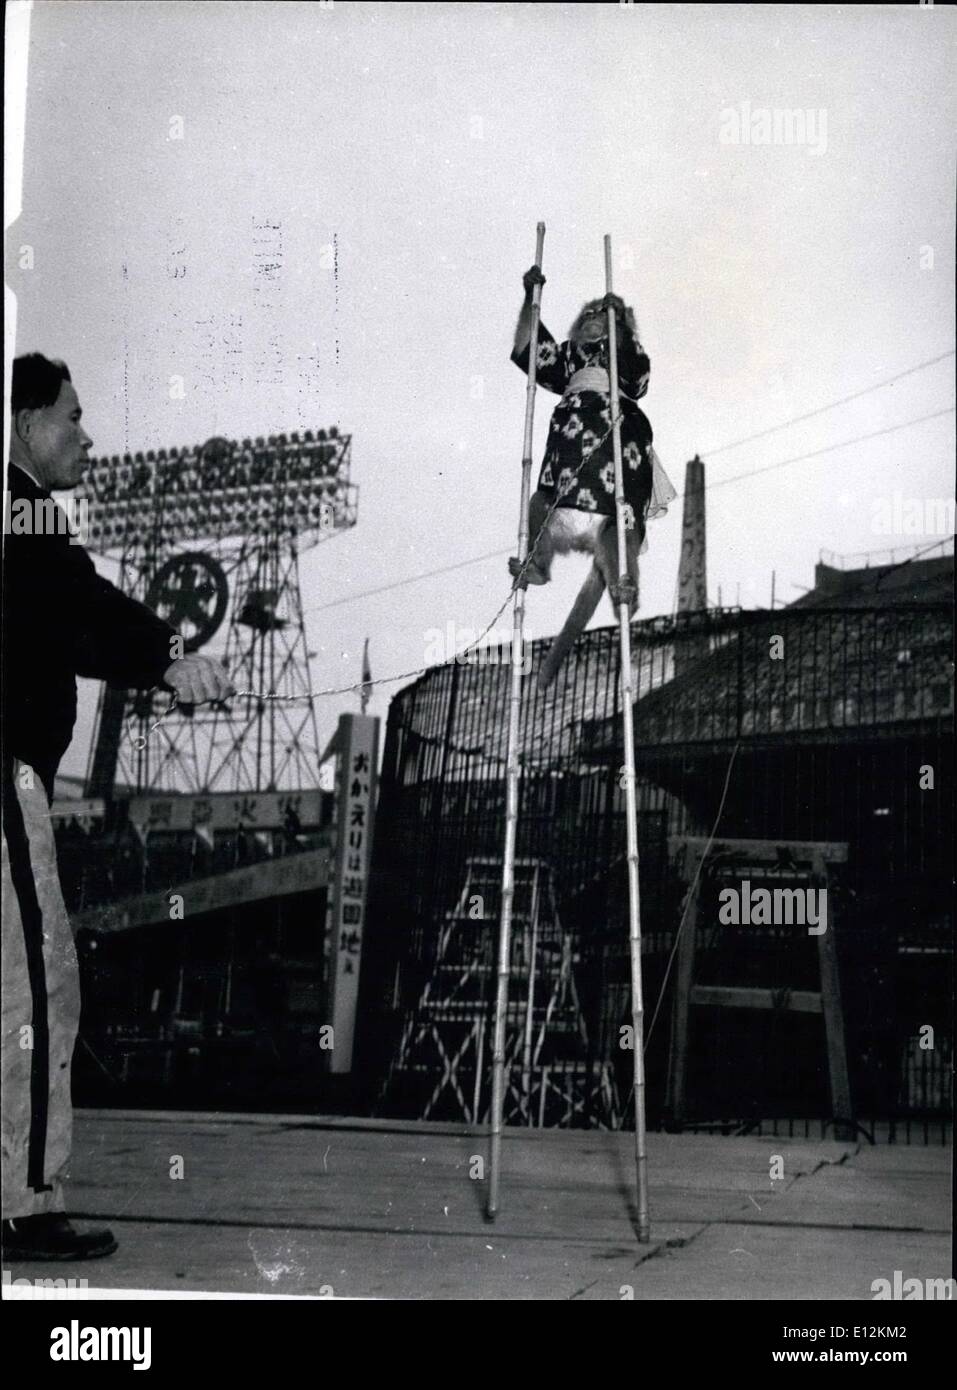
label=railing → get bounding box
[820,537,954,570]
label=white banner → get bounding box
[50,798,106,822]
[326,714,379,1073]
[127,789,324,834]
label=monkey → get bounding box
[508,265,675,690]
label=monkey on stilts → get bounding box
[509,264,676,690]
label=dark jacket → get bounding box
[2,463,176,801]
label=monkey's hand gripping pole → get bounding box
[487,221,545,1221]
[605,233,651,1242]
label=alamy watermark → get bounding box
[871,492,955,538]
[3,492,90,546]
[3,1269,90,1300]
[49,1320,151,1369]
[424,622,532,675]
[871,1271,955,1300]
[718,879,827,934]
[719,101,827,155]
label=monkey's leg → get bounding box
[598,520,640,617]
[625,527,642,613]
[509,490,553,587]
[537,561,607,691]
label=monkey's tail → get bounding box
[537,562,606,691]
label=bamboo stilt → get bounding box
[487,221,545,1219]
[603,233,651,1241]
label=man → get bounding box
[1,353,233,1260]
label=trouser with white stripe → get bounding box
[1,759,80,1219]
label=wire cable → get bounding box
[702,405,954,493]
[302,405,955,617]
[701,349,954,458]
[137,397,955,736]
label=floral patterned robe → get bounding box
[511,323,654,524]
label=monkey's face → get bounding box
[569,298,637,348]
[578,310,606,343]
[570,300,607,346]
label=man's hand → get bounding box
[162,653,235,705]
[523,264,546,296]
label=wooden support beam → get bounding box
[690,986,824,1014]
[665,835,854,1136]
[669,836,849,865]
[665,845,700,1127]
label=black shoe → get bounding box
[1,1214,118,1261]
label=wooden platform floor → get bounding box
[4,1110,951,1300]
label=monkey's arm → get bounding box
[513,295,535,356]
[514,263,545,353]
[616,325,651,401]
[511,319,567,395]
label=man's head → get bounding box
[10,354,93,490]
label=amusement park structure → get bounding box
[80,431,358,797]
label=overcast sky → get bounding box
[8,1,955,780]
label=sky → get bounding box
[6,0,955,781]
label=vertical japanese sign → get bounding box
[326,713,379,1072]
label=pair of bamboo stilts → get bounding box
[486,227,650,1241]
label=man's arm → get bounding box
[68,543,233,701]
[72,560,177,689]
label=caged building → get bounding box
[358,546,953,1140]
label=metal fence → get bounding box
[359,603,953,1137]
